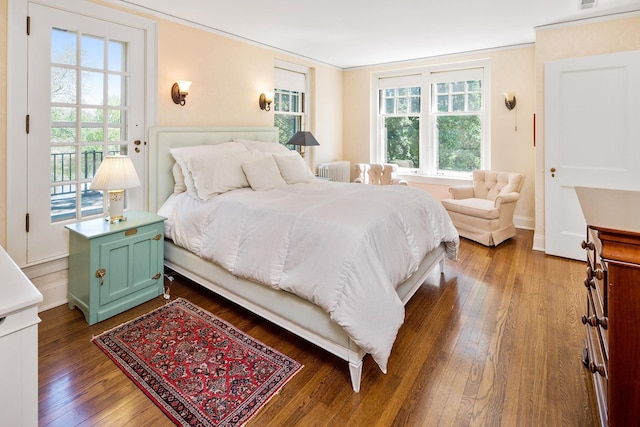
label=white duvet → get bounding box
[159,181,459,372]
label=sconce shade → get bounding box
[172,80,192,106]
[287,131,320,147]
[259,92,274,111]
[90,156,141,190]
[504,92,516,110]
[90,155,141,223]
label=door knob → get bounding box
[550,167,556,177]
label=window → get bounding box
[273,62,309,148]
[274,88,303,148]
[50,28,128,222]
[378,75,422,168]
[373,63,490,178]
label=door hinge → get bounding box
[26,16,30,36]
[26,115,30,134]
[26,213,30,233]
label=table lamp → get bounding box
[287,131,319,158]
[90,155,141,223]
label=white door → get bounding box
[545,50,640,260]
[26,3,146,264]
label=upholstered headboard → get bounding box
[148,127,279,212]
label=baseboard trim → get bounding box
[22,258,68,312]
[532,232,545,252]
[514,215,534,231]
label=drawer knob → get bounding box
[582,315,598,327]
[593,269,604,280]
[152,234,162,241]
[581,240,594,251]
[589,362,606,377]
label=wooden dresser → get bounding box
[576,187,640,426]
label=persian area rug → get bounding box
[92,298,302,427]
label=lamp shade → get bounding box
[90,155,141,190]
[287,131,320,147]
[176,80,192,94]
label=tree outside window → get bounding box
[274,88,303,148]
[380,87,420,168]
[434,80,482,172]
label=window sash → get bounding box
[373,63,489,177]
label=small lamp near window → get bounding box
[171,80,192,106]
[287,131,320,158]
[259,92,274,111]
[90,155,141,223]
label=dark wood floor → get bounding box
[38,230,599,426]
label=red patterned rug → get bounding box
[92,298,302,426]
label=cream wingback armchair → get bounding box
[441,170,524,246]
[354,163,408,185]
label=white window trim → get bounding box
[274,59,310,131]
[370,60,491,182]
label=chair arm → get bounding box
[449,186,474,199]
[494,192,520,207]
[354,177,363,184]
[392,178,408,186]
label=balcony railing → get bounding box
[50,149,119,221]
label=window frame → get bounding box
[371,60,491,181]
[273,60,310,150]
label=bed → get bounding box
[148,126,459,392]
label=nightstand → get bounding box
[65,212,166,325]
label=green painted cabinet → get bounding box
[65,212,166,325]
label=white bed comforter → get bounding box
[159,181,459,371]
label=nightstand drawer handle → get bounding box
[152,234,162,241]
[125,228,137,236]
[152,272,162,280]
[95,268,106,285]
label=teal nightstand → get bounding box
[65,212,166,325]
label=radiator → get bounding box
[317,161,351,182]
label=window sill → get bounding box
[396,172,472,187]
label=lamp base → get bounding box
[105,189,127,224]
[105,215,127,224]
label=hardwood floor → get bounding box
[38,230,599,426]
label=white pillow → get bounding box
[241,156,287,191]
[273,152,315,184]
[234,138,291,154]
[191,150,271,200]
[170,142,247,200]
[172,162,187,194]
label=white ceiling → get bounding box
[117,0,640,68]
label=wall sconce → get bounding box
[504,92,518,131]
[90,155,141,223]
[504,92,516,110]
[171,80,192,106]
[259,92,274,111]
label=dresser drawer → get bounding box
[585,228,608,317]
[0,305,40,338]
[584,320,609,427]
